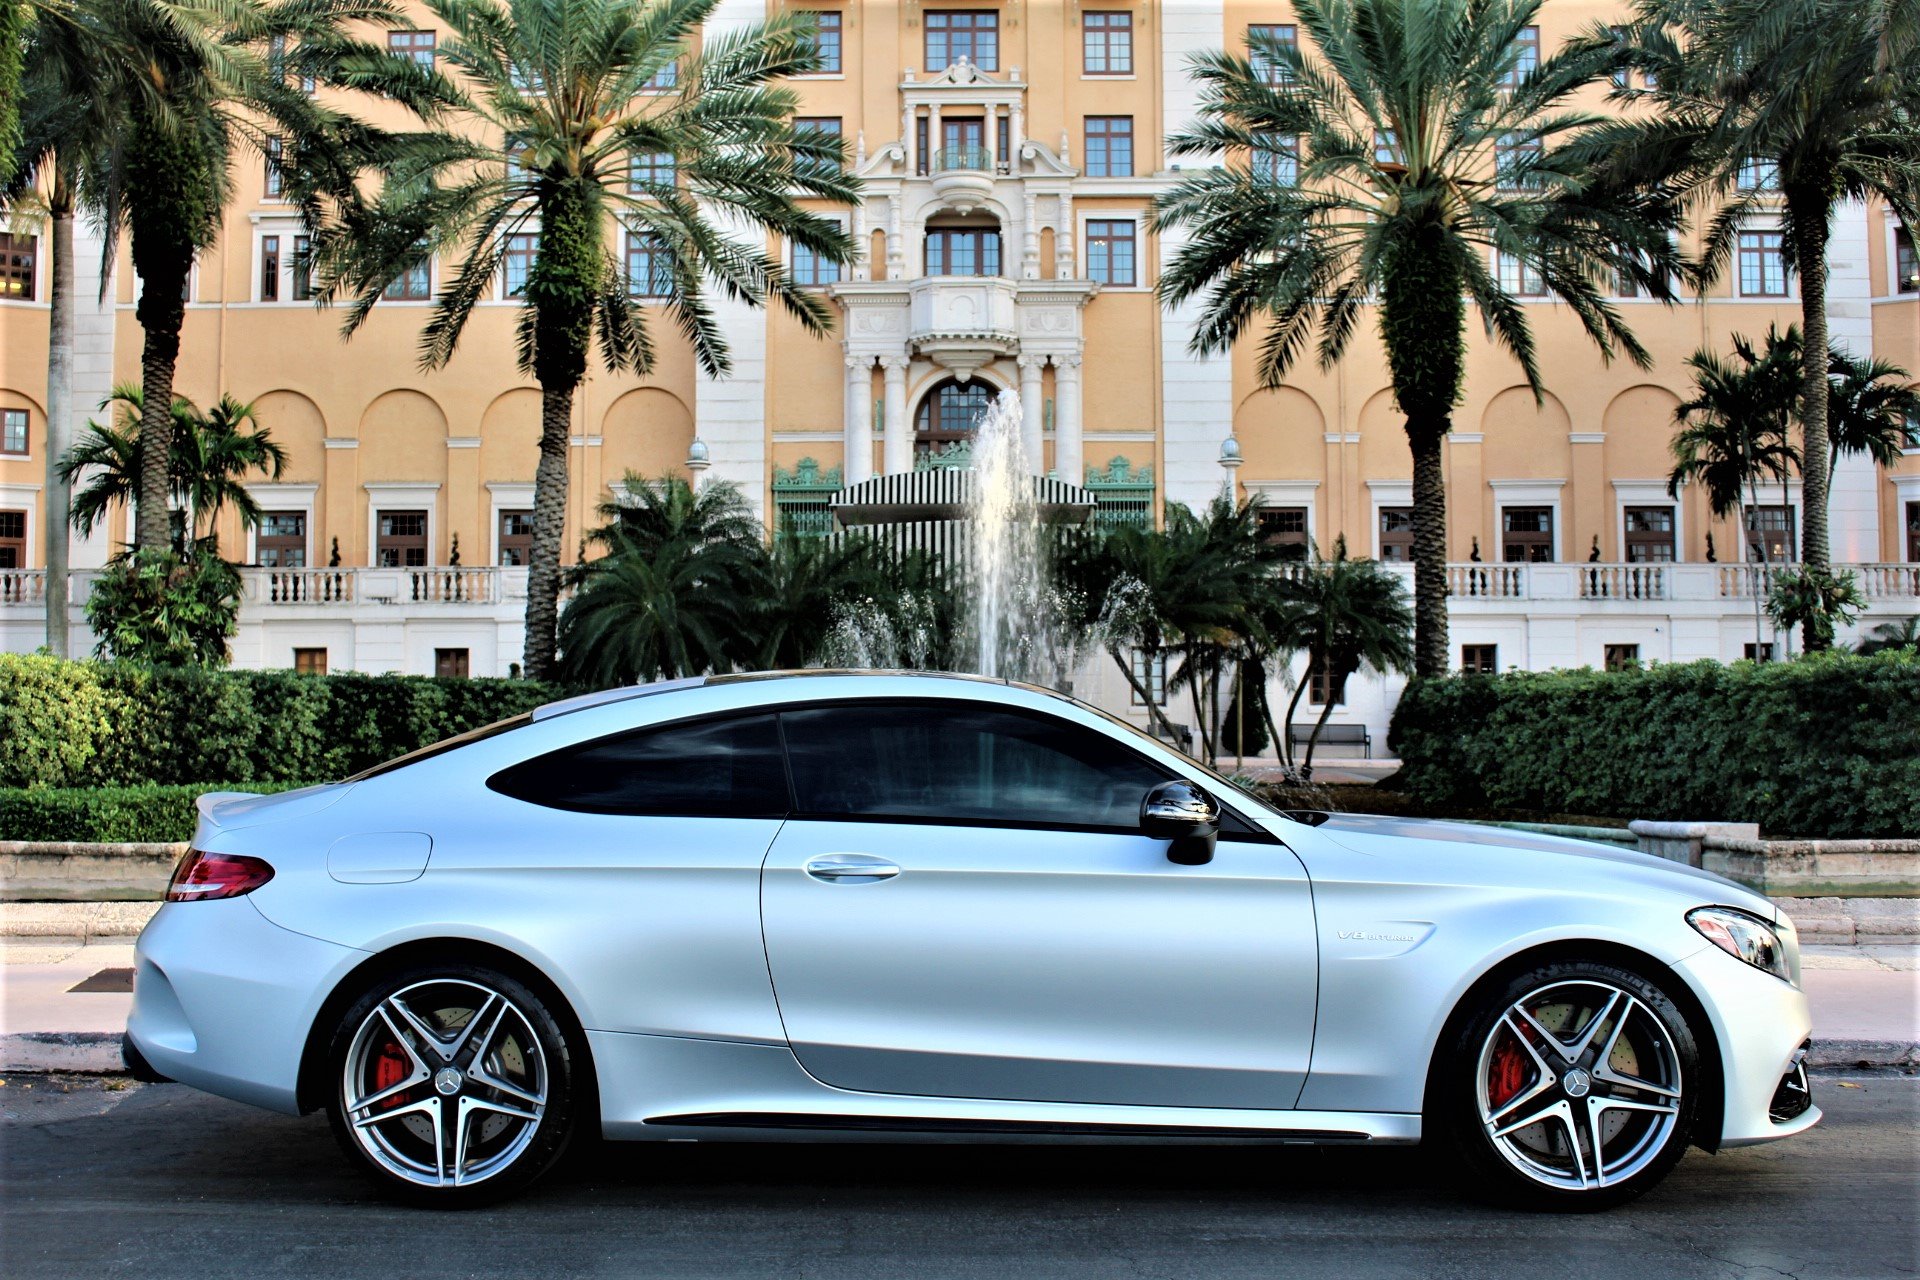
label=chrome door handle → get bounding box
[805,854,900,883]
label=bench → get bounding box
[1287,723,1372,758]
[1148,721,1196,753]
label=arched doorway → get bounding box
[914,378,996,456]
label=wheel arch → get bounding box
[1420,938,1727,1153]
[294,936,600,1127]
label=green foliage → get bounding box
[0,0,23,188]
[1766,566,1862,649]
[85,546,242,666]
[0,781,318,843]
[1388,652,1920,837]
[0,653,564,788]
[1667,327,1801,519]
[1219,659,1272,758]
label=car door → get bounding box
[760,698,1318,1112]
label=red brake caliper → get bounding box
[373,1042,409,1110]
[1488,1033,1527,1108]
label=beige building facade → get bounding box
[2,0,1917,737]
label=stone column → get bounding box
[986,105,997,172]
[851,199,870,281]
[887,193,905,278]
[1022,191,1040,279]
[903,103,916,173]
[1010,103,1024,165]
[1056,191,1075,279]
[845,355,874,485]
[1018,354,1046,471]
[1054,353,1084,482]
[928,103,942,169]
[882,356,911,475]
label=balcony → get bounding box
[1261,561,1920,606]
[930,145,995,213]
[245,566,524,607]
[907,276,1019,377]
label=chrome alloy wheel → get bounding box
[1474,979,1683,1192]
[341,979,549,1189]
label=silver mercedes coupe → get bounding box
[123,671,1817,1209]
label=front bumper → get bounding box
[125,898,366,1115]
[1673,947,1822,1147]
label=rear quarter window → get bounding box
[487,712,791,818]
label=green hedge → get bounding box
[0,782,325,843]
[0,655,566,790]
[1387,651,1920,838]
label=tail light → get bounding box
[166,850,275,902]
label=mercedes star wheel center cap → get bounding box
[1562,1067,1592,1098]
[434,1067,464,1096]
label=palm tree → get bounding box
[744,534,901,672]
[312,0,860,681]
[1594,0,1920,647]
[1825,347,1920,471]
[1271,538,1414,779]
[1155,0,1686,679]
[59,384,288,551]
[1667,330,1801,655]
[1856,616,1920,656]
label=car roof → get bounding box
[530,670,1016,722]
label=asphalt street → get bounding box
[2,1072,1915,1280]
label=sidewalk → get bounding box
[2,934,1913,1075]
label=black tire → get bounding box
[1433,959,1702,1211]
[324,962,582,1207]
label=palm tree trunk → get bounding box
[1280,656,1313,773]
[131,285,185,553]
[1108,643,1181,741]
[1790,191,1833,650]
[522,385,573,680]
[1302,668,1342,781]
[1185,652,1215,764]
[44,178,74,655]
[1409,423,1450,677]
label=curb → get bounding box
[6,1032,1916,1079]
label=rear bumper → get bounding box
[1673,948,1822,1147]
[125,899,365,1116]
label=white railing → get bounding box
[406,567,498,604]
[0,569,46,607]
[257,568,355,604]
[240,566,503,607]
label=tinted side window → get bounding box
[488,713,789,817]
[781,702,1170,830]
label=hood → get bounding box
[1307,813,1779,919]
[196,783,352,832]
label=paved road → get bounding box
[3,1073,1915,1280]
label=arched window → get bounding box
[914,379,995,455]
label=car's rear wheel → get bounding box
[324,963,580,1206]
[1437,961,1701,1210]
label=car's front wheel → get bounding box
[324,963,581,1205]
[1437,960,1702,1211]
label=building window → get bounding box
[1084,12,1132,75]
[293,647,328,676]
[259,236,281,302]
[925,228,1000,277]
[0,509,23,568]
[1502,506,1553,561]
[801,10,841,72]
[1604,643,1640,671]
[792,226,842,287]
[628,151,675,192]
[1608,26,1631,87]
[1374,129,1399,165]
[1907,500,1920,562]
[435,648,471,679]
[1746,505,1796,562]
[1461,643,1498,674]
[1896,228,1917,294]
[926,11,998,72]
[384,250,431,301]
[1307,664,1348,706]
[915,378,993,453]
[1736,158,1779,191]
[376,510,429,567]
[1131,649,1167,706]
[257,511,307,567]
[795,117,844,171]
[1498,250,1547,296]
[389,29,436,68]
[1501,26,1540,87]
[1379,507,1414,561]
[626,231,672,297]
[291,235,312,301]
[1624,505,1676,563]
[1,231,37,300]
[264,136,285,199]
[1248,24,1296,85]
[1495,132,1542,190]
[1252,132,1299,186]
[1084,116,1133,177]
[1738,230,1787,296]
[1743,642,1775,662]
[502,232,537,297]
[1084,219,1136,286]
[1258,506,1309,560]
[498,509,534,566]
[642,60,677,91]
[1,408,26,455]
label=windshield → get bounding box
[344,713,536,783]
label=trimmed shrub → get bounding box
[1387,651,1920,837]
[0,655,565,789]
[0,782,320,843]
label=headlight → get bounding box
[1688,906,1792,983]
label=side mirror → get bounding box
[1141,780,1221,866]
